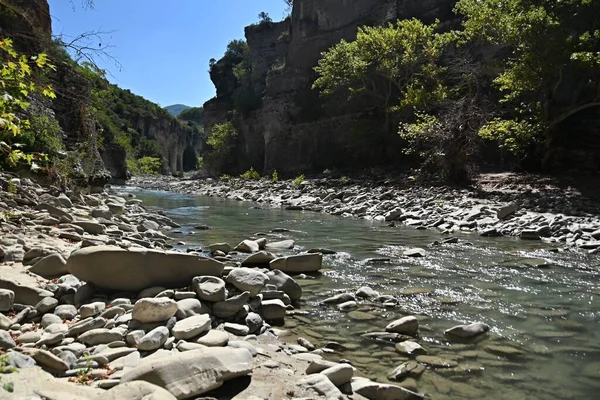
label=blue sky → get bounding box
[48,0,288,107]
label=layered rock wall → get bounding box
[204,0,457,175]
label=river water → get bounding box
[121,187,600,400]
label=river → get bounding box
[120,187,600,400]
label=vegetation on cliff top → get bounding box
[313,0,600,181]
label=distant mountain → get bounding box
[164,104,191,117]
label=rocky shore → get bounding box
[0,172,437,400]
[132,173,600,253]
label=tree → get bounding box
[284,0,293,15]
[258,12,273,25]
[0,38,56,169]
[455,0,600,167]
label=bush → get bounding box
[272,170,279,183]
[240,167,260,180]
[219,174,232,182]
[292,174,305,188]
[137,157,162,175]
[206,122,238,173]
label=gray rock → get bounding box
[41,313,62,328]
[132,298,178,323]
[356,286,378,299]
[395,341,428,356]
[175,298,210,319]
[192,276,226,302]
[0,289,14,311]
[17,330,42,344]
[66,245,224,292]
[322,293,355,305]
[388,361,426,381]
[78,328,123,345]
[120,348,253,398]
[227,340,257,356]
[403,248,427,257]
[321,363,355,386]
[137,326,169,351]
[5,367,102,398]
[0,330,16,349]
[240,251,277,267]
[57,350,78,369]
[196,330,229,347]
[35,296,59,313]
[54,304,78,320]
[37,331,65,346]
[270,253,322,273]
[209,243,231,254]
[0,278,53,306]
[351,377,424,400]
[79,301,106,319]
[74,283,94,305]
[5,351,35,368]
[98,381,177,400]
[226,267,268,296]
[0,313,12,330]
[245,312,263,334]
[223,322,249,336]
[297,374,344,399]
[266,269,302,301]
[260,299,286,320]
[385,316,419,336]
[31,348,70,371]
[234,240,259,253]
[28,254,68,278]
[68,317,106,337]
[172,314,211,340]
[444,322,490,339]
[212,291,249,319]
[265,239,295,250]
[72,220,106,235]
[138,286,167,299]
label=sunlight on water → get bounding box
[120,188,600,400]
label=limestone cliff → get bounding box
[204,0,457,175]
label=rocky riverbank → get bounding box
[131,173,600,253]
[0,172,433,400]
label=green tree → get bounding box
[205,121,238,173]
[258,12,273,25]
[0,38,56,170]
[455,0,600,166]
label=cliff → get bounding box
[0,0,202,184]
[203,0,457,175]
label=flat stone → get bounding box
[444,322,490,339]
[386,316,419,336]
[265,240,295,250]
[241,251,277,267]
[120,348,253,398]
[0,289,14,311]
[351,378,423,400]
[35,296,59,313]
[321,363,355,386]
[99,381,177,400]
[196,329,229,347]
[28,254,68,278]
[223,322,249,336]
[297,374,344,399]
[175,298,210,319]
[415,355,458,368]
[260,299,286,320]
[79,302,106,319]
[137,326,169,351]
[270,253,322,273]
[395,341,428,356]
[78,328,123,345]
[192,276,226,302]
[226,267,268,296]
[172,314,212,340]
[0,278,53,306]
[66,245,224,292]
[267,269,302,301]
[55,304,78,320]
[234,240,259,253]
[132,298,178,323]
[212,292,249,319]
[31,348,70,371]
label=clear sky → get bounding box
[48,0,288,108]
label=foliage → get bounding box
[240,167,260,180]
[258,12,273,25]
[0,38,56,170]
[292,174,305,188]
[197,156,204,169]
[271,170,278,183]
[178,106,204,125]
[137,156,162,175]
[206,122,238,173]
[455,0,600,164]
[0,354,16,393]
[219,174,231,182]
[313,19,453,114]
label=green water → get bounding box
[121,187,600,400]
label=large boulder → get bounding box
[269,254,322,273]
[266,270,302,301]
[5,367,102,399]
[28,254,68,278]
[225,268,268,296]
[385,316,419,336]
[98,381,177,400]
[66,246,224,292]
[120,347,253,398]
[0,278,53,306]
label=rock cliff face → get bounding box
[204,0,457,175]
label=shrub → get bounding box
[137,157,162,175]
[240,167,260,180]
[272,170,279,183]
[219,174,231,182]
[206,122,238,173]
[292,174,305,188]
